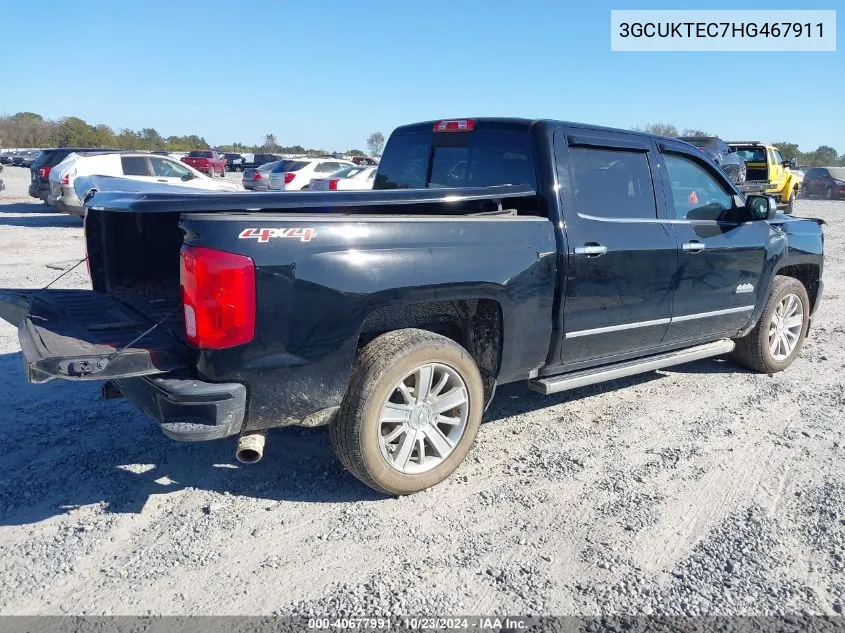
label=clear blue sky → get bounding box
[1,0,842,152]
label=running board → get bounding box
[528,339,735,395]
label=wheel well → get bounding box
[358,299,503,401]
[777,264,821,311]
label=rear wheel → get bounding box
[732,275,809,374]
[330,329,484,495]
[826,186,834,200]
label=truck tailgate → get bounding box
[0,289,188,384]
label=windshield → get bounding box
[375,129,535,190]
[188,151,213,158]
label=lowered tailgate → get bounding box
[0,289,188,384]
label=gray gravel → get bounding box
[1,164,844,617]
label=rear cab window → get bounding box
[188,151,213,158]
[375,124,537,192]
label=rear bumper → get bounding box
[28,181,49,200]
[117,374,246,441]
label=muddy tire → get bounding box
[330,329,484,495]
[732,275,810,374]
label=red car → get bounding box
[181,150,226,177]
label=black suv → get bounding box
[29,148,118,203]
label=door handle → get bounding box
[574,244,608,257]
[156,179,168,182]
[682,241,706,253]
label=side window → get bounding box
[569,147,657,220]
[663,154,734,221]
[773,150,784,165]
[120,156,150,176]
[150,157,191,178]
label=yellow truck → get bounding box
[728,142,802,214]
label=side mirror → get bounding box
[181,173,196,181]
[746,194,777,221]
[783,159,796,169]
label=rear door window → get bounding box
[375,129,535,190]
[121,156,151,176]
[569,147,658,220]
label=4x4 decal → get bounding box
[238,228,316,243]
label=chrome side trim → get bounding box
[565,318,671,339]
[564,305,755,338]
[671,305,754,322]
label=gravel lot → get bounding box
[0,164,843,617]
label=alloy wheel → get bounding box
[768,293,804,361]
[378,362,469,474]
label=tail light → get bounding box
[252,172,262,181]
[433,119,475,132]
[38,167,51,178]
[284,172,296,184]
[180,245,256,350]
[328,179,339,190]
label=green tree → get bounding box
[680,128,711,137]
[810,145,838,166]
[139,127,164,150]
[771,142,800,161]
[347,149,365,156]
[56,116,97,147]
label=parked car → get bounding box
[28,148,120,203]
[351,156,379,166]
[240,153,280,170]
[678,136,747,184]
[801,167,845,200]
[0,117,825,496]
[21,150,42,168]
[0,177,4,194]
[0,151,15,165]
[11,152,28,166]
[48,151,243,215]
[727,142,801,213]
[242,160,281,192]
[267,157,355,191]
[224,153,245,172]
[181,150,226,177]
[310,165,377,191]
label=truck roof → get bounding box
[391,117,684,144]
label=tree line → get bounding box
[634,123,845,167]
[0,111,384,157]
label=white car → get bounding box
[49,151,243,216]
[267,158,355,191]
[309,166,378,191]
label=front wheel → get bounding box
[826,187,834,200]
[732,275,809,374]
[330,329,484,495]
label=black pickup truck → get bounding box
[0,118,824,495]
